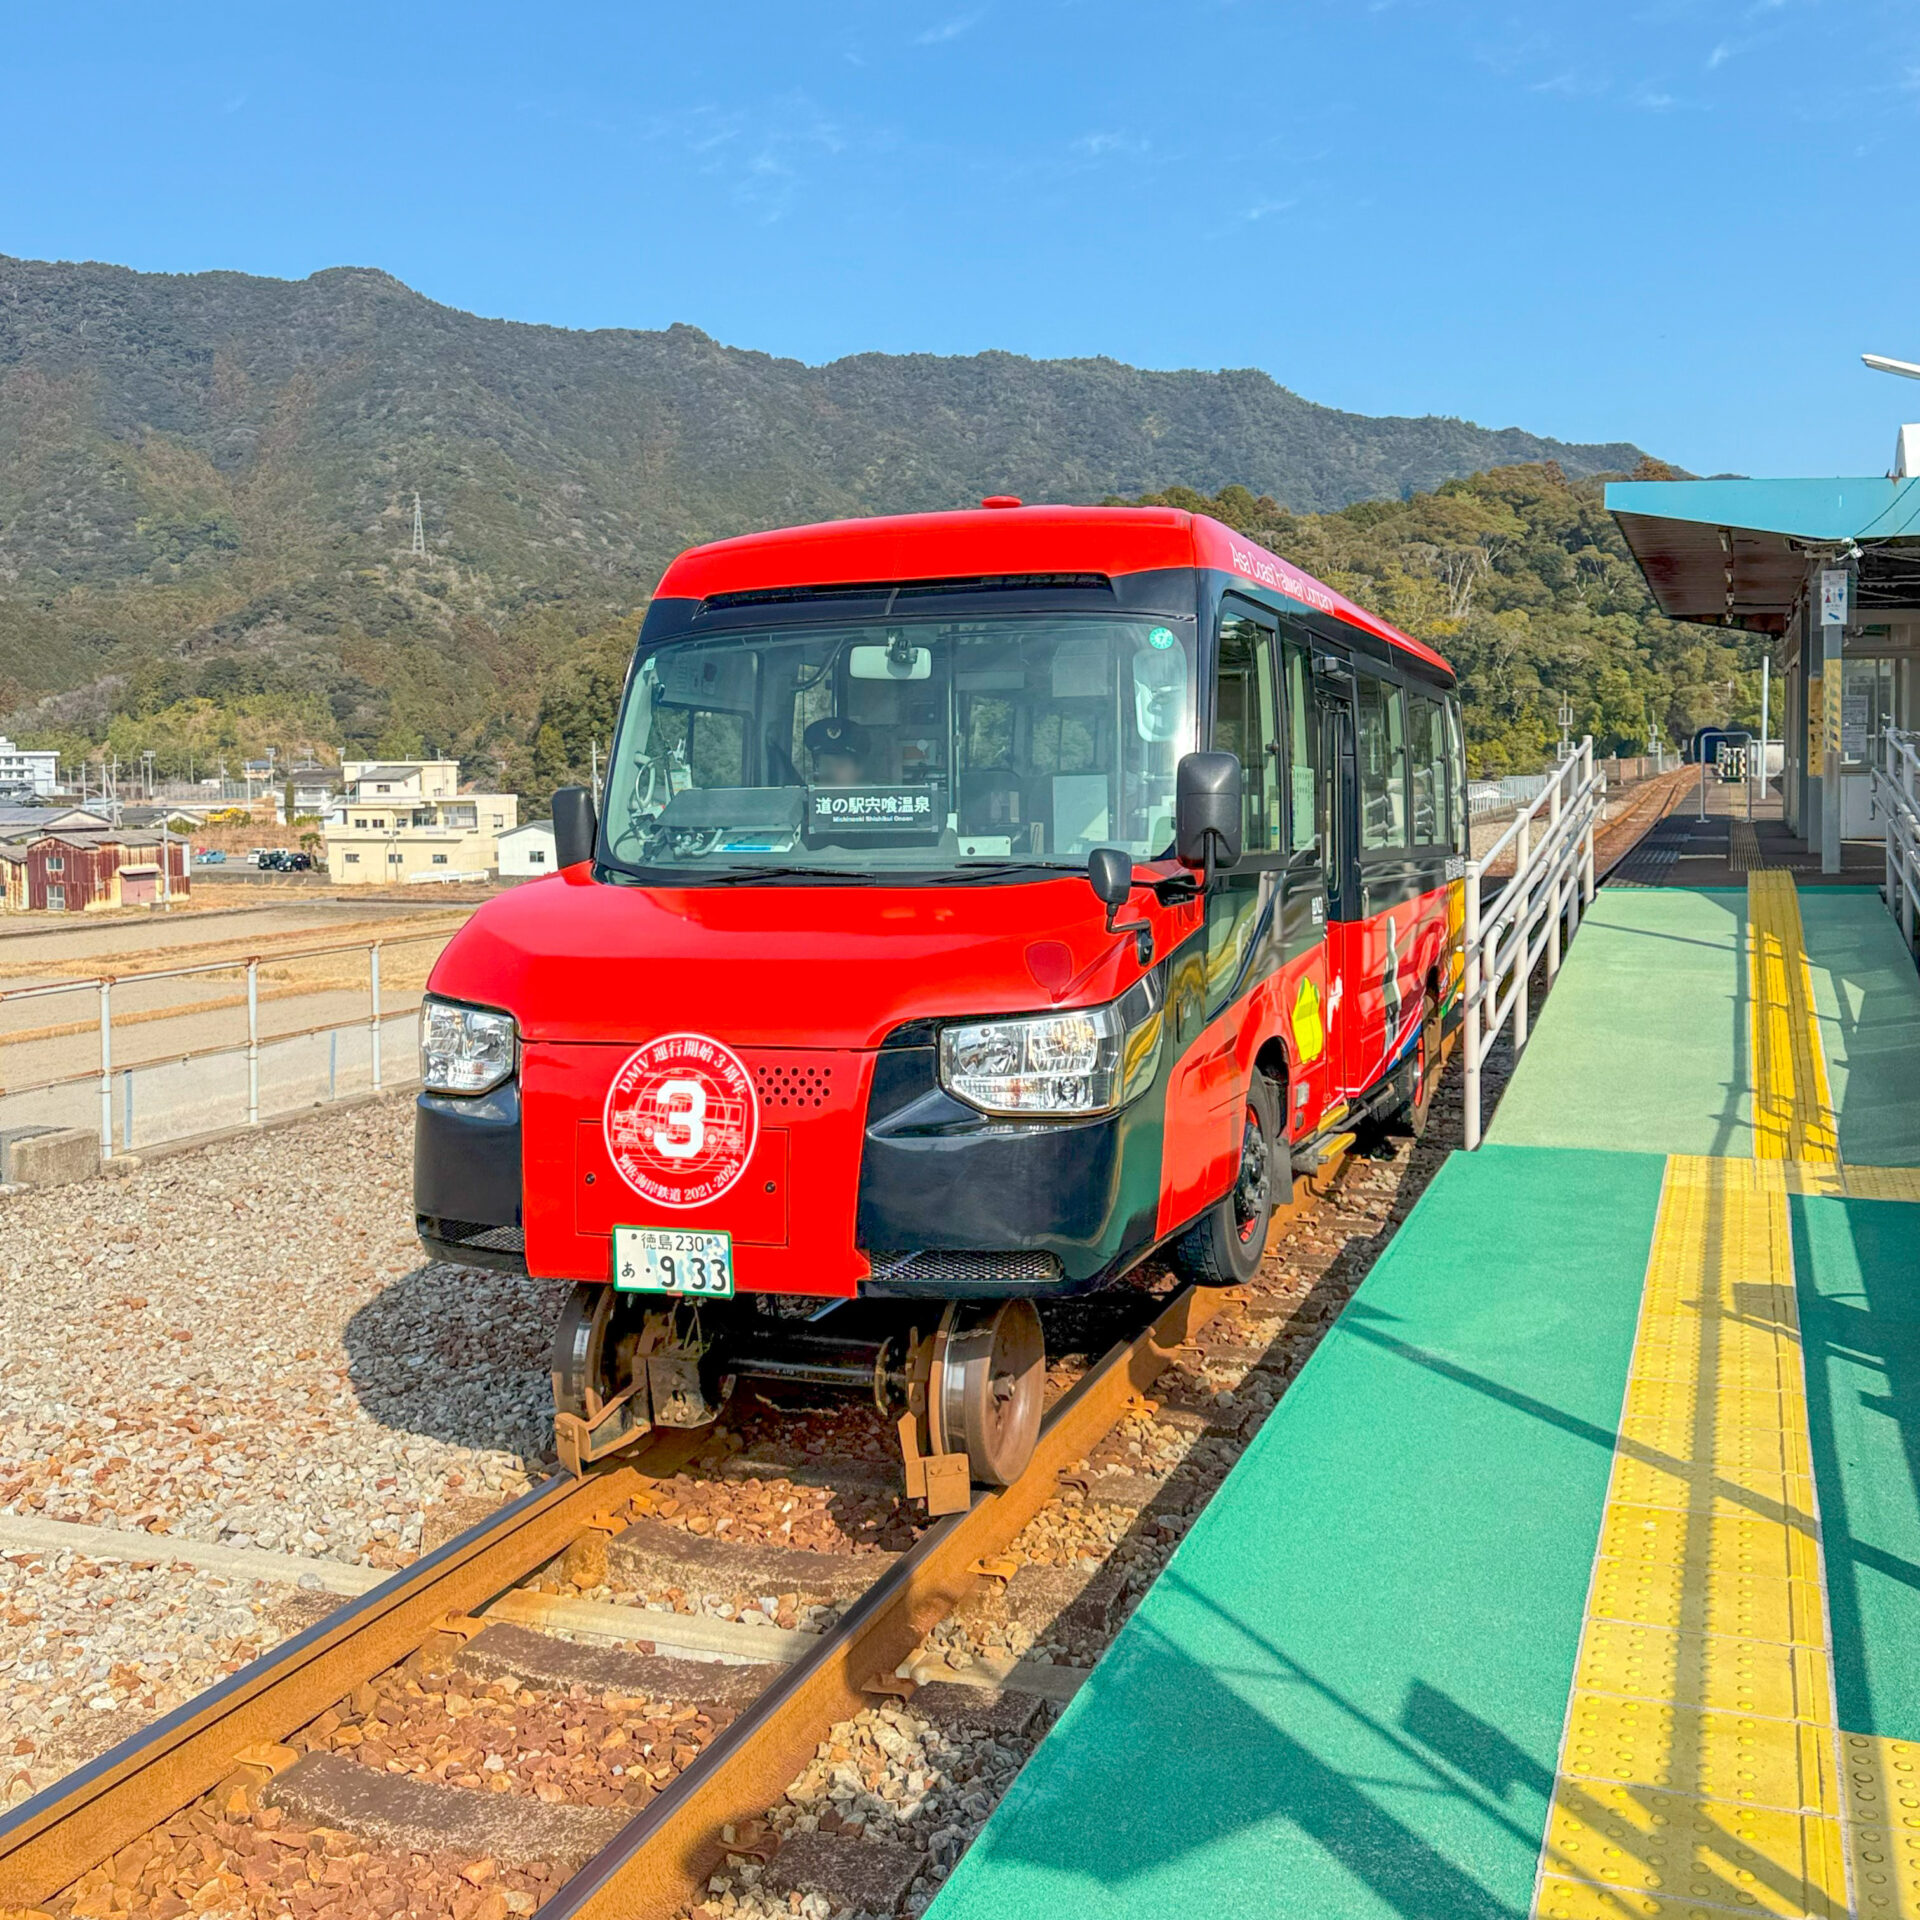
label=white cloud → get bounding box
[915,11,984,45]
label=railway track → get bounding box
[0,1144,1383,1920]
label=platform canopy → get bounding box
[1606,476,1920,634]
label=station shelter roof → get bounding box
[1605,476,1920,635]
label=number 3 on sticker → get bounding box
[652,1077,707,1159]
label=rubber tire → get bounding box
[1388,990,1441,1140]
[1169,1074,1281,1288]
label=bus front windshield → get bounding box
[601,613,1197,882]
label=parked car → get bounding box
[194,849,227,866]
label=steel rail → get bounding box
[540,1275,1228,1920]
[0,1437,693,1904]
[0,1178,1336,1912]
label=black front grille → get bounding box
[435,1219,526,1253]
[419,1216,528,1272]
[866,1249,1062,1285]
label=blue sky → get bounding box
[3,1,1917,481]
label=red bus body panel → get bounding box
[422,504,1458,1298]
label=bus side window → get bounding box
[1281,638,1321,859]
[1355,670,1408,851]
[1446,699,1468,851]
[1215,612,1281,856]
[1408,692,1447,845]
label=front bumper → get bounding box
[413,1037,1167,1297]
[854,1039,1164,1294]
[415,1082,526,1271]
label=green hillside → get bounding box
[1118,468,1772,775]
[0,254,1659,795]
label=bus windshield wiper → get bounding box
[922,861,1077,884]
[691,865,870,885]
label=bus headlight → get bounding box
[421,996,518,1095]
[939,977,1163,1117]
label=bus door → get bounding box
[1273,626,1334,1144]
[1337,662,1424,1098]
[1162,602,1286,1224]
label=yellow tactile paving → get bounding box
[1532,1151,1852,1918]
[1786,1164,1920,1204]
[1529,874,1906,1915]
[1622,1419,1814,1483]
[1596,1505,1825,1586]
[1577,1621,1833,1724]
[1619,1374,1809,1439]
[1839,1734,1920,1918]
[1538,1872,1835,1918]
[1749,871,1839,1165]
[1559,1694,1838,1810]
[1586,1560,1830,1650]
[1543,1781,1846,1917]
[1607,1453,1819,1529]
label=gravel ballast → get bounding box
[0,1094,565,1803]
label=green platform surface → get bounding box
[929,1146,1665,1920]
[1486,887,1752,1159]
[1798,891,1920,1167]
[1794,1193,1920,1740]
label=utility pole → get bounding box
[1557,697,1574,765]
[411,492,426,558]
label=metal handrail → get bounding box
[0,923,458,1003]
[0,925,458,1152]
[1876,726,1920,952]
[1462,738,1600,1149]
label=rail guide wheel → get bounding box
[549,1282,649,1475]
[928,1298,1045,1489]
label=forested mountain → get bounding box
[1118,468,1770,774]
[0,253,1654,792]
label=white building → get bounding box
[322,759,518,885]
[0,737,60,798]
[497,820,558,877]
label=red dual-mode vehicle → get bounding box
[416,502,1467,1501]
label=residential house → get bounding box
[497,820,557,877]
[322,760,517,884]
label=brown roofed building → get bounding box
[0,828,191,912]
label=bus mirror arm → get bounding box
[1086,847,1155,965]
[553,785,598,870]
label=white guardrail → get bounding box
[0,929,455,1158]
[1876,725,1920,952]
[1462,738,1602,1150]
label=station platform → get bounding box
[929,875,1920,1920]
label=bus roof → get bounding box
[654,504,1455,680]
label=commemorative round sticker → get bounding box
[603,1033,759,1209]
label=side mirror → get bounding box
[1086,846,1132,910]
[1086,845,1152,964]
[1176,753,1243,874]
[553,785,598,870]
